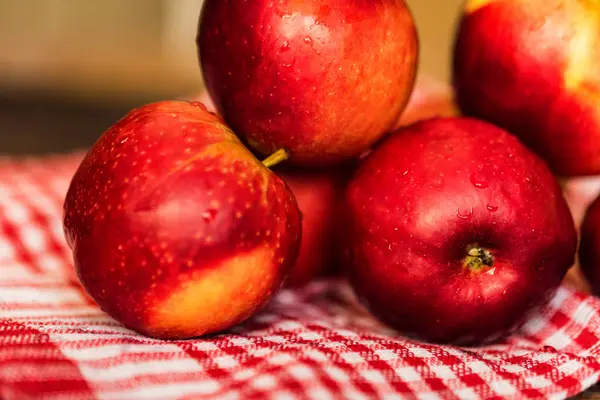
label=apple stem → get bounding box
[464,245,494,271]
[262,148,290,169]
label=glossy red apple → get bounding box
[274,166,350,286]
[63,101,301,339]
[343,117,577,345]
[186,91,352,285]
[197,0,419,166]
[579,194,600,296]
[453,0,600,176]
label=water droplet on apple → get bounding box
[202,209,218,223]
[486,204,499,212]
[280,40,291,52]
[470,172,489,189]
[303,36,313,44]
[456,207,473,220]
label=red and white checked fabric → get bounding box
[0,152,599,400]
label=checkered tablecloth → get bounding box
[0,153,599,400]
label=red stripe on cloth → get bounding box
[575,329,600,350]
[550,310,571,328]
[2,167,74,276]
[0,216,40,274]
[0,318,94,400]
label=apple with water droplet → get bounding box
[184,91,352,285]
[63,101,301,339]
[453,0,600,176]
[197,0,419,166]
[342,117,577,345]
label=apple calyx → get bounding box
[464,244,494,272]
[262,148,290,169]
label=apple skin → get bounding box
[453,0,600,176]
[197,0,418,166]
[63,101,302,340]
[273,165,350,286]
[191,74,458,132]
[579,195,600,296]
[342,117,577,345]
[187,91,353,285]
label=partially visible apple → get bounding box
[395,74,458,129]
[579,194,600,296]
[63,101,301,339]
[453,0,600,176]
[274,165,350,286]
[563,177,600,230]
[562,177,600,293]
[197,0,419,166]
[342,117,577,345]
[195,91,217,114]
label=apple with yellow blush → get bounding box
[63,101,301,339]
[454,0,600,176]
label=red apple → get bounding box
[185,92,353,285]
[342,117,577,345]
[274,165,350,286]
[453,0,600,176]
[579,194,600,296]
[197,0,419,166]
[63,101,301,339]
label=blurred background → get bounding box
[0,0,464,155]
